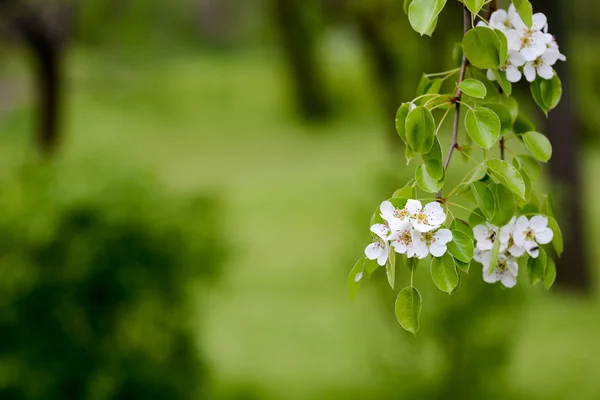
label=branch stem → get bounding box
[437,5,471,199]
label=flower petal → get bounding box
[530,215,548,230]
[525,241,539,258]
[532,13,548,31]
[377,245,389,266]
[509,51,526,67]
[516,216,530,231]
[380,201,395,220]
[523,62,537,82]
[473,224,490,241]
[506,66,522,83]
[434,229,453,245]
[501,273,517,288]
[535,227,554,245]
[412,221,437,233]
[365,243,382,260]
[413,242,429,259]
[429,243,447,257]
[370,224,389,239]
[354,271,363,282]
[405,199,422,215]
[487,69,497,81]
[508,245,526,258]
[483,269,501,284]
[537,65,554,80]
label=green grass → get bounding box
[2,49,600,399]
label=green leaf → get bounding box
[465,164,488,184]
[465,107,501,149]
[486,159,526,200]
[423,137,444,180]
[494,29,509,65]
[408,0,447,36]
[470,181,496,220]
[403,0,413,14]
[484,103,513,135]
[518,167,532,206]
[348,257,365,300]
[459,78,487,99]
[543,258,557,289]
[488,232,502,275]
[512,0,533,27]
[365,258,379,275]
[490,183,516,227]
[465,0,485,15]
[548,216,564,256]
[451,219,474,242]
[462,27,504,69]
[416,74,443,98]
[447,230,474,263]
[393,183,417,199]
[455,258,470,273]
[431,253,459,294]
[416,163,445,193]
[528,248,547,285]
[512,155,540,183]
[406,106,435,154]
[523,131,552,162]
[386,250,396,289]
[491,69,513,96]
[406,144,415,164]
[531,73,562,115]
[396,103,413,144]
[468,208,486,228]
[395,287,422,335]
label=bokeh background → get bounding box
[0,0,599,399]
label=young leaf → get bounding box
[490,183,516,227]
[484,103,513,135]
[395,287,422,335]
[512,155,540,183]
[423,137,444,180]
[512,0,533,27]
[465,0,485,16]
[431,253,459,294]
[465,164,488,184]
[468,208,486,228]
[396,103,413,144]
[470,181,496,220]
[451,219,474,242]
[488,233,502,275]
[465,107,501,149]
[416,163,445,193]
[531,74,562,115]
[491,69,513,96]
[543,258,557,289]
[462,27,504,69]
[386,250,396,289]
[365,258,380,275]
[527,248,547,285]
[447,230,474,263]
[459,78,487,99]
[393,183,417,199]
[348,257,365,300]
[523,131,552,162]
[406,106,435,154]
[408,0,447,36]
[548,216,564,256]
[455,258,470,273]
[486,159,526,200]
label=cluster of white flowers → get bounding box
[364,200,452,271]
[472,215,553,288]
[478,5,566,83]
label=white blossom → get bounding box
[499,217,526,257]
[365,223,391,266]
[508,12,554,61]
[473,222,499,251]
[380,199,421,230]
[487,51,527,83]
[411,228,453,259]
[513,216,554,258]
[389,222,415,255]
[523,48,561,82]
[481,252,519,288]
[410,201,446,233]
[548,38,566,61]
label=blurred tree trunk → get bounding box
[271,0,331,120]
[354,8,402,146]
[1,0,66,156]
[533,0,590,292]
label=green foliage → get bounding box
[523,131,553,162]
[406,106,435,154]
[395,287,422,335]
[512,0,533,27]
[531,74,563,114]
[462,27,506,69]
[408,0,447,36]
[0,166,224,399]
[431,253,459,293]
[465,107,501,149]
[416,163,445,193]
[348,258,365,300]
[459,79,487,99]
[528,249,548,285]
[447,231,474,264]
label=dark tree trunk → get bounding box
[271,0,331,120]
[533,0,590,292]
[1,0,64,156]
[354,10,402,146]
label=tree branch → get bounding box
[438,5,471,199]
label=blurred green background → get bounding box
[1,0,600,399]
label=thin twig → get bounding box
[437,5,471,199]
